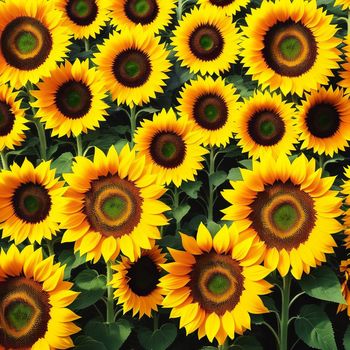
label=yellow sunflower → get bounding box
[234,90,298,160]
[93,25,170,107]
[134,108,208,187]
[0,0,71,89]
[222,153,343,280]
[337,259,350,316]
[0,244,80,350]
[177,76,240,147]
[0,84,28,152]
[296,87,350,157]
[334,0,350,10]
[111,245,166,318]
[339,36,350,92]
[171,6,240,75]
[341,166,350,250]
[0,159,66,245]
[197,0,249,16]
[30,59,108,138]
[110,0,176,35]
[55,0,111,39]
[240,0,341,96]
[61,144,169,263]
[160,223,272,345]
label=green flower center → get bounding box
[207,273,231,295]
[272,203,298,231]
[5,301,34,331]
[133,0,150,15]
[199,34,214,51]
[74,0,90,17]
[23,195,40,214]
[204,104,218,121]
[15,31,38,55]
[66,90,82,109]
[279,36,301,61]
[125,60,140,78]
[102,196,126,220]
[260,120,276,137]
[161,142,176,158]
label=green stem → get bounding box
[84,38,90,52]
[217,340,228,350]
[0,150,8,170]
[279,273,292,350]
[176,0,183,20]
[152,311,159,330]
[129,106,137,148]
[319,154,325,171]
[207,147,215,222]
[173,187,180,232]
[76,134,83,156]
[106,261,115,324]
[348,10,350,36]
[46,239,55,257]
[34,119,47,161]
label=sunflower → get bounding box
[110,0,176,35]
[296,87,350,157]
[197,0,249,16]
[0,245,80,350]
[30,59,108,138]
[171,6,240,75]
[234,91,298,160]
[0,0,71,89]
[177,76,240,147]
[221,153,343,280]
[0,159,66,245]
[339,36,350,92]
[337,259,350,316]
[111,245,166,318]
[55,0,111,39]
[0,85,28,152]
[341,166,350,250]
[334,0,350,10]
[93,25,170,107]
[240,0,341,96]
[160,223,272,345]
[134,109,208,187]
[61,144,169,263]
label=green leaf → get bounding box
[173,204,190,223]
[344,324,350,350]
[232,335,263,349]
[210,170,227,187]
[71,269,106,310]
[181,180,202,199]
[51,152,73,175]
[294,304,337,350]
[207,220,221,236]
[136,107,159,117]
[57,249,86,279]
[75,336,108,350]
[114,139,128,153]
[85,320,132,350]
[299,265,346,304]
[238,159,252,170]
[200,347,217,350]
[137,323,177,350]
[227,168,243,181]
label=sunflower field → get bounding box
[2,0,350,349]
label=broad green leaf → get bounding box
[75,336,108,350]
[232,335,263,350]
[173,204,190,223]
[207,220,221,236]
[294,304,337,350]
[238,159,252,170]
[51,152,73,175]
[344,324,350,350]
[210,170,227,187]
[137,323,177,350]
[58,249,87,279]
[182,180,202,199]
[227,168,243,181]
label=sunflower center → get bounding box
[189,25,224,61]
[150,132,186,168]
[0,277,50,348]
[210,0,235,5]
[66,0,98,25]
[306,103,340,138]
[13,183,51,223]
[263,20,317,77]
[113,49,152,88]
[84,175,143,238]
[190,253,243,315]
[193,94,228,130]
[249,181,316,250]
[248,110,285,146]
[0,101,15,136]
[15,31,38,55]
[127,256,160,296]
[124,0,159,25]
[55,80,92,119]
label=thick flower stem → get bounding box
[106,261,115,324]
[129,106,137,148]
[173,187,180,232]
[84,38,90,52]
[0,150,8,170]
[76,134,83,156]
[34,119,47,161]
[279,273,292,350]
[207,147,215,222]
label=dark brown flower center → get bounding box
[262,20,317,77]
[150,132,186,168]
[0,101,15,136]
[127,255,160,296]
[190,252,244,315]
[306,103,340,138]
[248,110,285,146]
[66,0,98,26]
[0,277,50,348]
[193,94,228,130]
[55,80,92,119]
[124,0,159,25]
[1,16,53,70]
[189,25,224,61]
[13,183,51,223]
[84,175,143,237]
[209,0,234,5]
[249,181,316,250]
